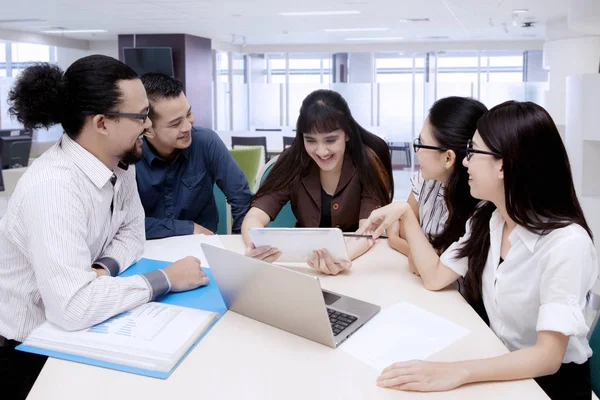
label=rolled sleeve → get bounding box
[439,218,473,277]
[93,257,120,277]
[536,234,597,337]
[537,303,589,337]
[139,270,170,301]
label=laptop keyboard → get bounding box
[327,308,358,336]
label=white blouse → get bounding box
[440,208,598,364]
[410,171,448,238]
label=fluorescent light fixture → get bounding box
[512,9,529,13]
[0,18,46,23]
[324,27,389,32]
[345,37,404,41]
[398,18,430,22]
[42,29,107,34]
[280,10,360,16]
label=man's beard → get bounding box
[120,141,143,166]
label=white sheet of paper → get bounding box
[340,301,470,372]
[142,234,224,267]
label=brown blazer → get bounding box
[252,154,382,232]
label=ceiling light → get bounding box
[324,27,389,32]
[345,37,404,41]
[0,18,46,23]
[399,18,430,22]
[280,10,360,16]
[512,9,529,13]
[42,29,107,34]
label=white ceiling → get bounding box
[0,0,568,45]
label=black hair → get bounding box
[140,73,184,119]
[427,96,488,252]
[8,55,139,140]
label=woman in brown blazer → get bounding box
[241,89,394,275]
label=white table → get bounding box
[27,236,548,400]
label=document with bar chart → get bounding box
[20,302,218,374]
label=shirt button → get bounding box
[332,203,340,211]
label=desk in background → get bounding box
[27,236,548,400]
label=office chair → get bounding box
[231,136,268,164]
[283,136,295,149]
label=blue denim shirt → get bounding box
[135,127,252,239]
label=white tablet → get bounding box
[248,228,349,263]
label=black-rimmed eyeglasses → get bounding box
[413,137,447,153]
[82,109,150,124]
[466,139,501,161]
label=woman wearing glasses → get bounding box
[388,97,487,274]
[359,101,596,399]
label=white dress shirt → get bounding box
[0,135,169,342]
[441,208,598,364]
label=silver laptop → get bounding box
[201,244,380,348]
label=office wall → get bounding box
[89,40,118,59]
[56,47,89,71]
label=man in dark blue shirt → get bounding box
[135,73,252,239]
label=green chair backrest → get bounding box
[229,146,263,191]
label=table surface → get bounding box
[27,235,548,400]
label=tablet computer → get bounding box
[248,228,349,263]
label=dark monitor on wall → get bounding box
[0,128,33,138]
[0,136,32,169]
[123,47,175,77]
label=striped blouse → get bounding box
[410,170,448,238]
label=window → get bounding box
[11,43,51,63]
[480,51,524,83]
[216,51,229,84]
[488,72,523,82]
[375,53,414,84]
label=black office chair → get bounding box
[387,141,412,171]
[8,140,32,168]
[231,136,268,163]
[283,136,295,149]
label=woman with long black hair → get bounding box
[242,89,393,275]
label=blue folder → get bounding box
[17,258,228,379]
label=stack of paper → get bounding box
[340,301,470,371]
